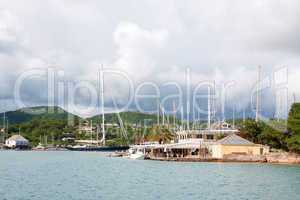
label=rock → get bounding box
[266,152,300,164]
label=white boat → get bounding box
[32,143,46,151]
[128,148,145,160]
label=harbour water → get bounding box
[0,151,299,200]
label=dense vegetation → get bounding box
[1,107,173,146]
[2,103,300,152]
[237,103,300,153]
[89,111,159,125]
[4,106,78,124]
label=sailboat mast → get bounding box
[186,68,190,130]
[162,105,165,126]
[181,106,184,130]
[90,120,93,142]
[255,66,261,122]
[243,108,246,124]
[2,112,5,143]
[173,101,176,129]
[293,93,296,104]
[157,98,160,126]
[207,86,211,129]
[232,105,235,128]
[100,65,105,146]
[3,112,5,129]
[5,119,8,141]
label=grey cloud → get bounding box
[0,0,299,117]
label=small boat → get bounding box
[32,143,46,151]
[128,148,145,160]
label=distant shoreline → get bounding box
[2,149,300,165]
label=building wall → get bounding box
[5,140,29,148]
[211,144,269,159]
[5,140,16,148]
[210,145,222,158]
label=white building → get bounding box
[5,135,29,148]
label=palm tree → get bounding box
[146,125,174,144]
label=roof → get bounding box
[6,135,28,142]
[217,134,254,145]
[176,128,239,136]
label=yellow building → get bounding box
[210,134,269,159]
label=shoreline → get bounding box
[146,157,300,166]
[145,152,300,165]
[1,149,300,165]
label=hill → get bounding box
[1,106,80,125]
[88,111,159,125]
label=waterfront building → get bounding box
[5,135,29,149]
[176,122,239,141]
[143,133,269,161]
[209,134,270,159]
[78,120,94,135]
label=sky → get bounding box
[0,0,300,119]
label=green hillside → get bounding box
[1,106,79,125]
[1,107,167,146]
[88,111,159,125]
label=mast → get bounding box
[2,112,5,143]
[167,114,170,129]
[207,86,211,129]
[198,110,201,130]
[232,105,235,128]
[100,65,105,146]
[5,119,8,141]
[293,93,296,104]
[173,101,176,130]
[90,120,93,143]
[180,106,184,130]
[276,92,281,122]
[186,68,190,130]
[212,80,216,122]
[157,98,160,126]
[255,66,261,122]
[243,108,246,124]
[162,105,165,126]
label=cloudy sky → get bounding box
[0,0,299,118]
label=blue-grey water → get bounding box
[0,151,300,200]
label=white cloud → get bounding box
[113,22,168,80]
[0,0,299,117]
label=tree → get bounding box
[239,119,263,143]
[286,103,300,152]
[258,125,287,150]
[146,125,174,144]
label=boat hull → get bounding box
[66,146,129,152]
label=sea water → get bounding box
[0,151,299,200]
